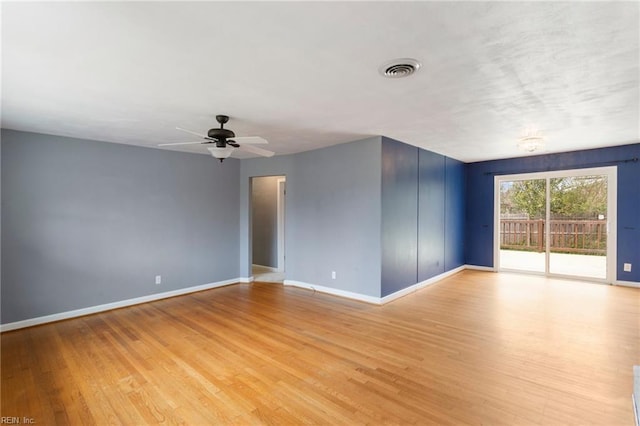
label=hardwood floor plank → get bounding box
[2,270,638,424]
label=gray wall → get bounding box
[289,138,382,296]
[240,137,382,297]
[251,176,280,268]
[2,129,466,324]
[1,129,240,324]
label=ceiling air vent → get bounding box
[379,58,421,78]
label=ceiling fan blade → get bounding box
[238,144,274,157]
[158,141,205,146]
[234,136,268,145]
[175,126,208,139]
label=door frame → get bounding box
[276,177,286,272]
[493,166,617,283]
[249,175,286,275]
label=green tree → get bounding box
[550,176,607,218]
[505,176,607,219]
[510,179,546,219]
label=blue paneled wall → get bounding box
[381,138,419,295]
[418,149,445,281]
[381,137,466,297]
[465,143,640,283]
[445,157,465,271]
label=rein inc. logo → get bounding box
[1,418,35,424]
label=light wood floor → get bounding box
[2,271,639,424]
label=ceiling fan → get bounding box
[158,115,274,162]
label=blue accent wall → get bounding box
[418,149,445,281]
[445,157,466,271]
[381,138,419,296]
[465,143,640,283]
[381,137,467,297]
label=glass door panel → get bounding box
[499,179,546,273]
[549,175,608,279]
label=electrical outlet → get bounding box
[623,263,632,272]
[155,275,162,285]
[331,271,336,279]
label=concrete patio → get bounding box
[500,249,607,279]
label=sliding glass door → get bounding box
[549,175,608,279]
[495,167,616,282]
[498,178,546,273]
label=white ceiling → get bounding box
[2,2,638,162]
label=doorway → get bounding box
[495,166,617,282]
[250,175,286,282]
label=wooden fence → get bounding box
[500,219,606,254]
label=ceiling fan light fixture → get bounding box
[379,58,422,78]
[207,146,235,162]
[162,115,274,161]
[517,127,545,153]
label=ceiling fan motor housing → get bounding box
[208,128,235,140]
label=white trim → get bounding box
[494,166,617,283]
[13,265,600,332]
[493,174,502,271]
[607,170,618,284]
[615,280,640,288]
[283,280,382,305]
[633,366,640,426]
[380,265,466,304]
[276,177,286,272]
[0,278,242,332]
[465,264,497,272]
[284,265,467,305]
[545,174,551,273]
[491,166,619,182]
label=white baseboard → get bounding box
[633,366,640,426]
[283,280,382,304]
[465,264,496,272]
[1,266,500,332]
[615,280,640,288]
[0,278,242,332]
[284,265,469,305]
[380,265,466,304]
